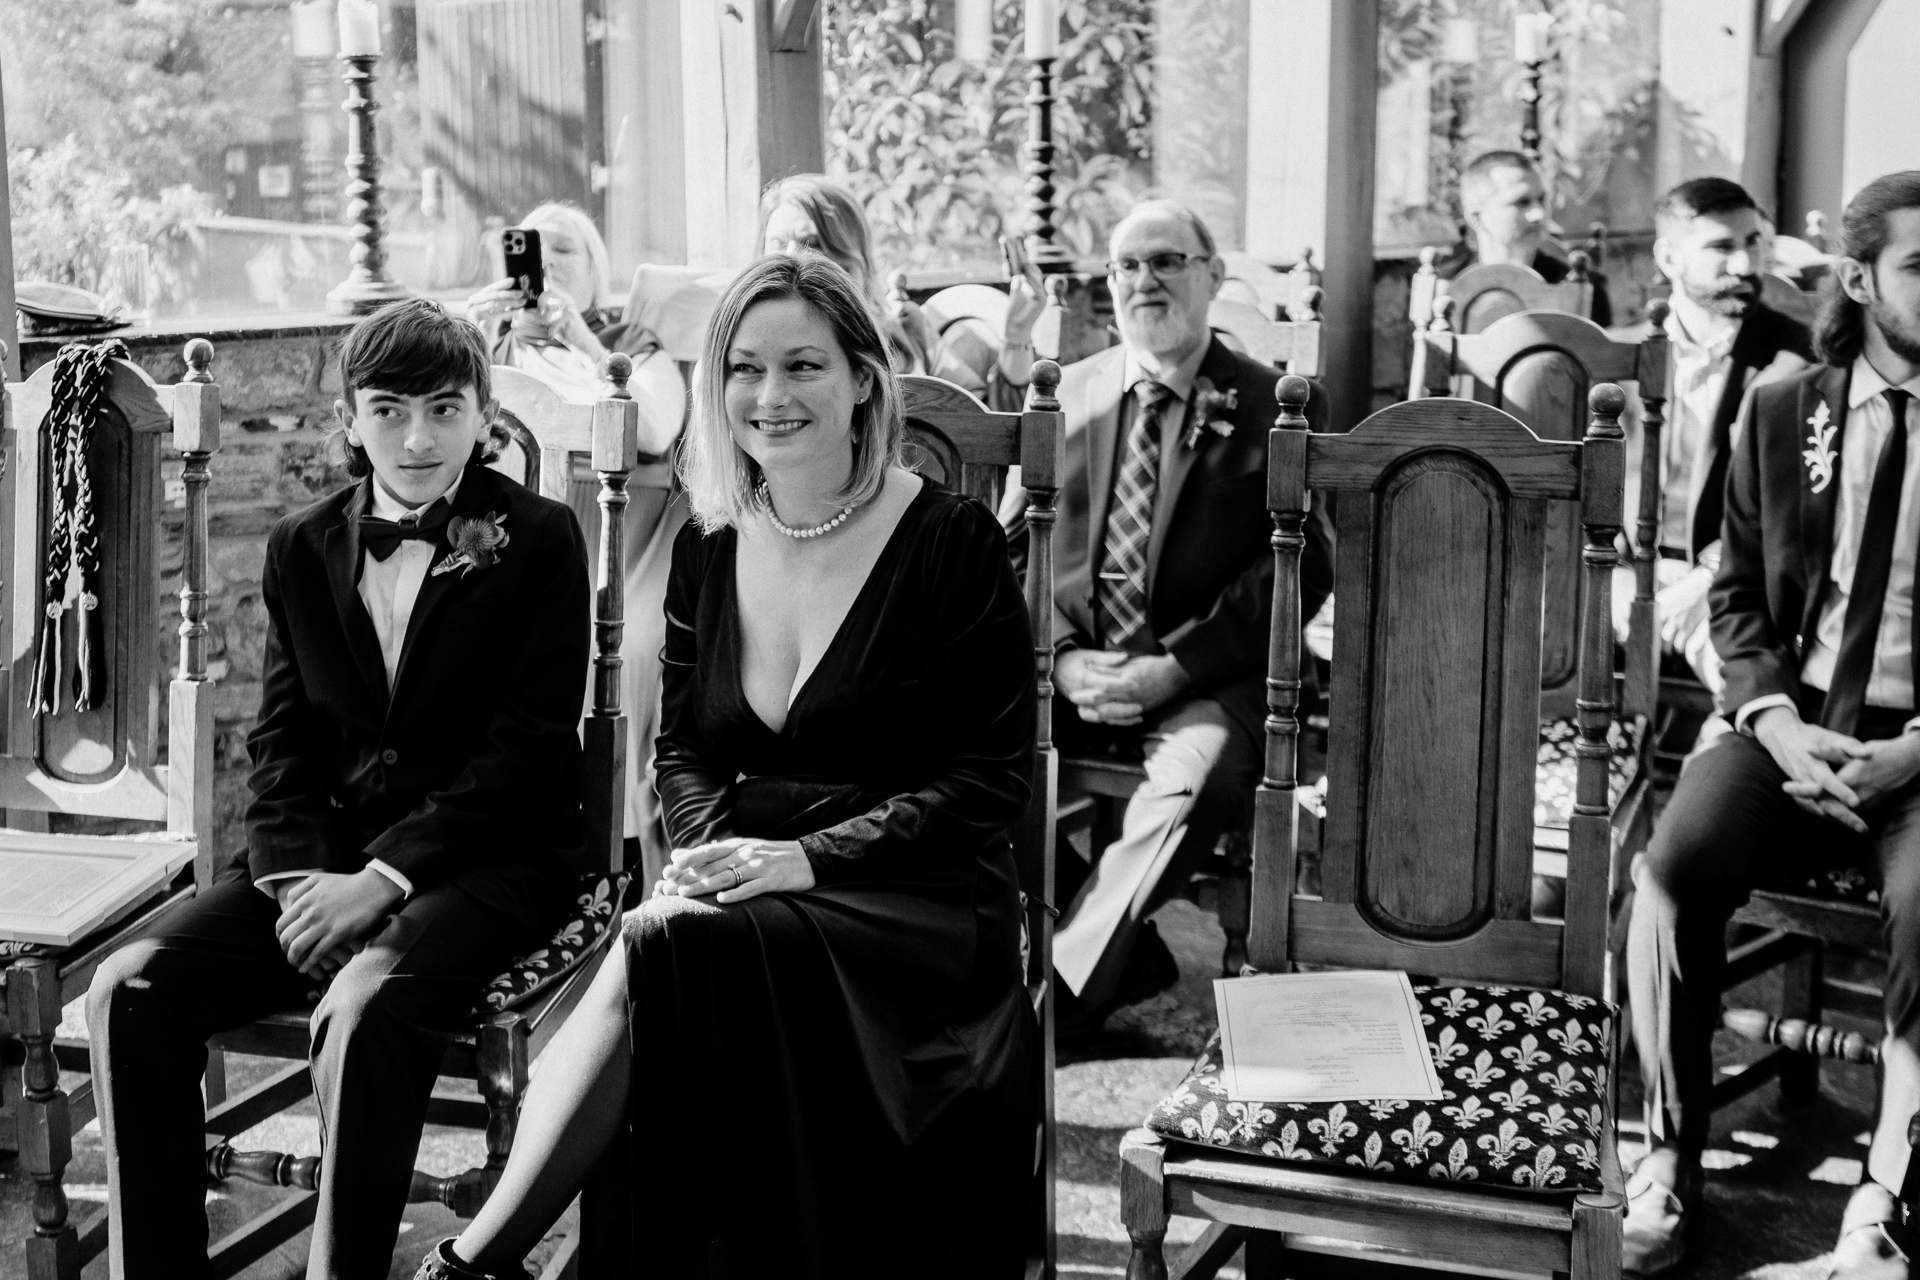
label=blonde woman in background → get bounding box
[468,202,690,884]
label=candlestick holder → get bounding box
[1518,55,1544,164]
[1022,55,1074,274]
[326,53,414,317]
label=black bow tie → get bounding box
[360,499,452,562]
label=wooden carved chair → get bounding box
[177,357,642,1279]
[894,364,1064,1279]
[1409,245,1599,340]
[0,339,221,1280]
[1413,307,1668,935]
[1120,378,1630,1280]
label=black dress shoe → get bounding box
[1052,922,1184,1042]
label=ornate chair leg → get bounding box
[478,1016,529,1193]
[1572,1189,1625,1280]
[1120,1128,1168,1280]
[8,959,78,1280]
[1217,831,1252,976]
[1778,941,1823,1103]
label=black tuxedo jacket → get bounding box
[244,463,591,929]
[1683,301,1815,560]
[1006,336,1335,742]
[1710,361,1860,718]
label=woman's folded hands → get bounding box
[657,837,816,903]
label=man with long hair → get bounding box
[1624,171,1920,1279]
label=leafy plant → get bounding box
[823,0,1156,270]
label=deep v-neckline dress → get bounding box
[621,486,1039,1278]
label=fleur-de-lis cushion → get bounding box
[470,871,629,1017]
[1147,984,1614,1193]
[1760,862,1880,907]
[1533,715,1645,833]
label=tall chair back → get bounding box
[1257,379,1627,999]
[1414,249,1598,336]
[1207,293,1324,375]
[1414,308,1668,722]
[900,362,1062,1274]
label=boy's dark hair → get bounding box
[1654,177,1762,232]
[333,299,494,479]
[1815,170,1920,366]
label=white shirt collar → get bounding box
[367,472,463,522]
[1122,339,1210,403]
[1664,290,1740,359]
[1848,356,1920,409]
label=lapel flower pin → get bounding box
[432,511,510,578]
[1182,377,1239,450]
[1803,401,1838,494]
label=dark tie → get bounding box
[1099,381,1174,649]
[360,498,452,563]
[1821,388,1911,734]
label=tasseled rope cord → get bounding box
[29,339,123,717]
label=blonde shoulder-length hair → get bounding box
[680,254,905,533]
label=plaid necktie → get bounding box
[1822,388,1911,734]
[1099,380,1174,648]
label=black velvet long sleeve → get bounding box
[652,488,1036,884]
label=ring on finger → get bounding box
[727,865,743,889]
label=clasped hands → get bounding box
[655,837,815,903]
[1752,706,1920,835]
[1056,649,1190,727]
[271,868,405,982]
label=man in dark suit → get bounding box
[1001,199,1333,1029]
[88,300,589,1278]
[1626,178,1813,692]
[1442,150,1614,327]
[1624,171,1920,1279]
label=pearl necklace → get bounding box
[756,479,858,539]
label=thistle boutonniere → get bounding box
[432,511,510,578]
[1182,377,1239,450]
[1803,402,1838,494]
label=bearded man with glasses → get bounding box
[1000,198,1334,1035]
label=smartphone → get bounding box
[501,227,544,310]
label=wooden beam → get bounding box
[1244,0,1376,432]
[0,57,18,380]
[680,0,824,267]
[1760,0,1816,56]
[771,0,818,52]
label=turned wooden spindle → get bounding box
[206,1141,321,1192]
[325,52,414,315]
[1722,1008,1882,1065]
[1022,55,1071,272]
[175,340,217,683]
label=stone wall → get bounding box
[21,317,355,863]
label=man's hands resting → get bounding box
[272,869,404,981]
[1056,649,1191,727]
[1752,706,1920,834]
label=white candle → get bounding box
[1513,12,1551,65]
[337,0,382,58]
[955,0,993,63]
[1024,0,1058,61]
[291,0,338,59]
[1441,17,1478,65]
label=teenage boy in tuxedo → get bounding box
[88,299,590,1279]
[1624,171,1920,1279]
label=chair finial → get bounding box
[603,351,633,399]
[1277,374,1311,429]
[1044,274,1069,306]
[1032,358,1062,398]
[1645,295,1670,330]
[1588,382,1627,440]
[1291,285,1324,323]
[1567,249,1591,284]
[1431,293,1456,334]
[183,339,215,383]
[1418,245,1438,271]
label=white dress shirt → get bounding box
[1736,358,1920,733]
[1662,292,1742,553]
[255,477,463,900]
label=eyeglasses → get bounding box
[1106,251,1205,280]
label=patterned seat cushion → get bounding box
[1534,715,1645,832]
[1148,984,1614,1194]
[1758,864,1879,907]
[472,871,629,1016]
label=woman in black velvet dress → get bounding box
[422,254,1038,1280]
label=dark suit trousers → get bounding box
[1052,694,1259,1009]
[1628,714,1920,1166]
[87,876,543,1280]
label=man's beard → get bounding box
[1686,274,1758,318]
[1870,294,1920,364]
